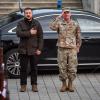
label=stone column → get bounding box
[82,0,100,14]
[91,0,100,14]
[82,0,92,11]
[94,0,100,14]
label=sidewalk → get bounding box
[8,73,100,100]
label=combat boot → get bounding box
[60,80,67,92]
[20,85,26,92]
[68,79,74,92]
[32,84,38,92]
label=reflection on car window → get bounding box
[11,15,75,33]
[8,27,16,33]
[36,15,59,32]
[12,27,16,32]
[10,15,59,33]
[77,18,100,32]
[0,13,23,28]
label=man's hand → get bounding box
[30,28,37,35]
[35,49,41,55]
[76,47,80,53]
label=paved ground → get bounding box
[8,73,100,100]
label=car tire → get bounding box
[4,49,20,78]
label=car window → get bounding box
[9,14,75,33]
[12,27,16,32]
[0,13,23,28]
[77,18,100,32]
[36,14,59,32]
[9,15,58,33]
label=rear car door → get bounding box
[75,15,100,66]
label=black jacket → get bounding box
[16,18,43,55]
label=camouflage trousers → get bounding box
[57,47,78,81]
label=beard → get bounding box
[24,17,32,25]
[25,16,32,21]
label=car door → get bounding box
[75,15,100,65]
[36,14,59,68]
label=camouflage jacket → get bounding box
[49,17,82,49]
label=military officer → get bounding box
[49,8,82,92]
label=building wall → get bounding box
[82,0,100,14]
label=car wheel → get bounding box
[4,49,20,78]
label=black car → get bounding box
[0,9,100,78]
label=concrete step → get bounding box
[0,0,81,1]
[0,0,17,1]
[0,7,19,13]
[22,2,82,8]
[23,0,64,1]
[0,12,11,17]
[0,1,82,8]
[0,0,82,16]
[0,1,81,4]
[0,2,18,7]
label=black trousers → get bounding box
[19,54,39,85]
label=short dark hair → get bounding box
[24,7,32,13]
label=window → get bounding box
[8,27,16,33]
[10,14,59,33]
[0,13,23,28]
[77,18,100,32]
[36,14,59,32]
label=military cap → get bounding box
[62,8,70,13]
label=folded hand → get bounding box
[35,50,41,55]
[30,28,37,35]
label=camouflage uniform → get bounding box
[50,16,82,81]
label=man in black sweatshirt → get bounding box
[16,7,43,92]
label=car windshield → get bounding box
[0,13,23,28]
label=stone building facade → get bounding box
[82,0,100,14]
